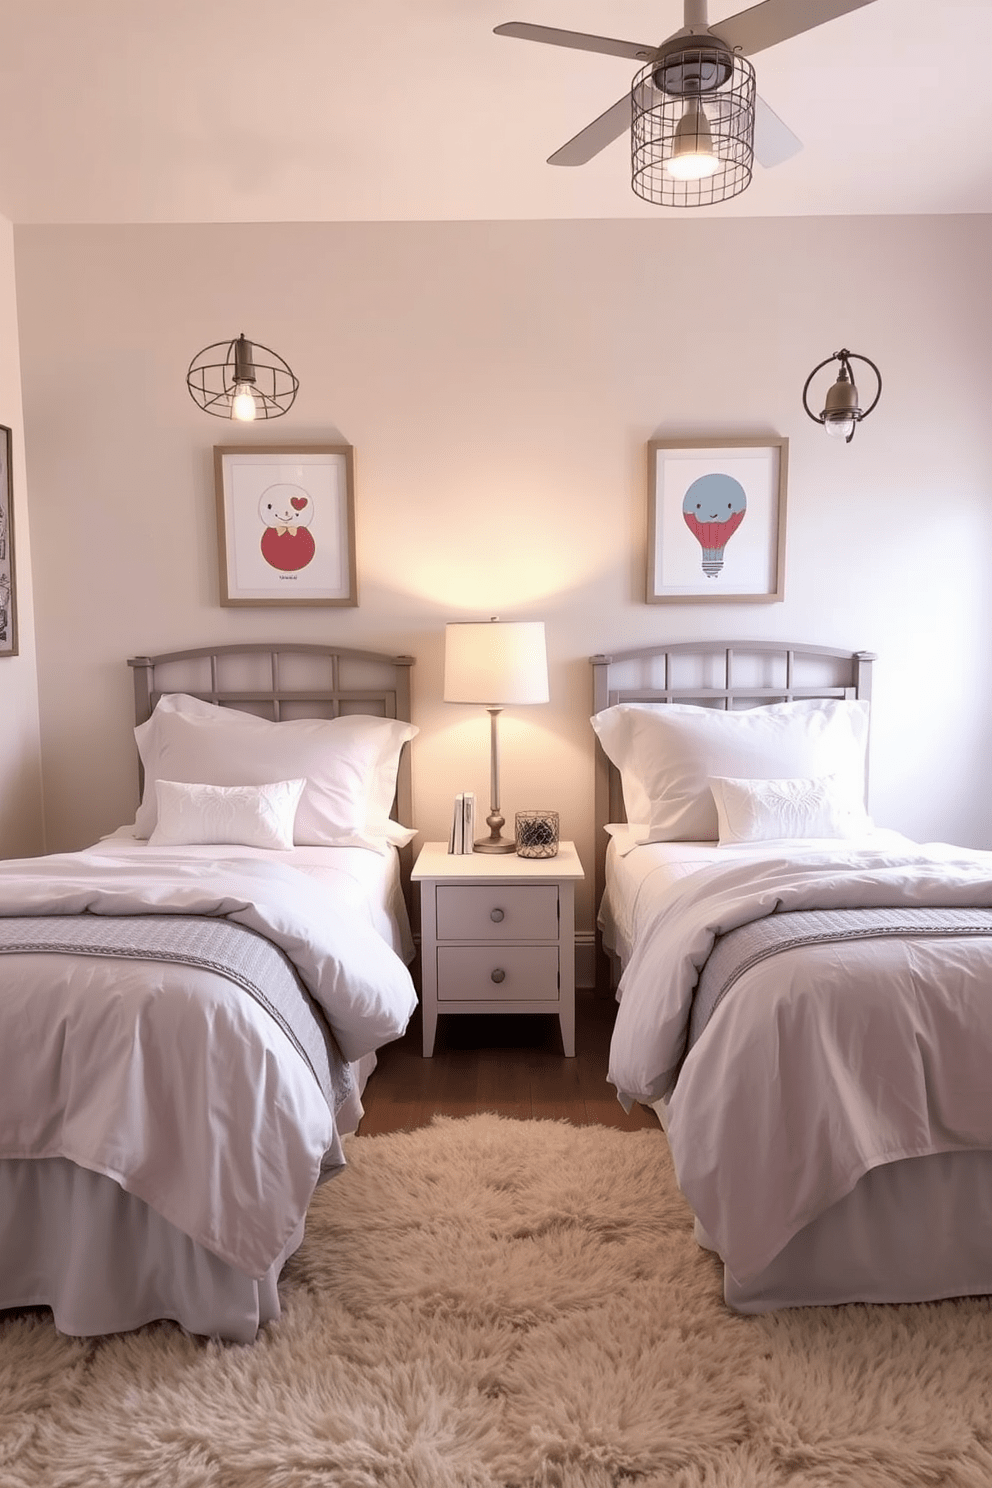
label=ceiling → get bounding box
[0,0,989,225]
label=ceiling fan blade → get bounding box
[712,0,877,58]
[547,93,632,166]
[494,22,653,63]
[753,94,803,168]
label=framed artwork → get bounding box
[215,444,358,607]
[0,425,15,656]
[647,436,788,604]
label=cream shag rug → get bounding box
[4,1114,992,1488]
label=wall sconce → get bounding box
[186,333,299,421]
[802,348,882,444]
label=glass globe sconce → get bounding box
[802,348,881,444]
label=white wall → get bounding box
[14,216,992,937]
[0,215,42,857]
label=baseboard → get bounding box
[575,931,598,989]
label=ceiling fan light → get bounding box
[666,150,721,180]
[666,101,720,179]
[631,51,755,208]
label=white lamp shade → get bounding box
[444,621,549,706]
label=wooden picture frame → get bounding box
[647,436,788,604]
[215,444,358,607]
[0,425,16,656]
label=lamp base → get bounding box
[474,802,516,854]
[474,836,517,854]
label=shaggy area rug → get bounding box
[4,1115,992,1488]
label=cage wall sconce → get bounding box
[802,348,881,444]
[186,333,299,421]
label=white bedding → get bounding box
[605,832,992,1288]
[601,825,911,967]
[0,845,417,1286]
[95,827,415,963]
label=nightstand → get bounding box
[412,841,585,1058]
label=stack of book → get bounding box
[448,792,476,854]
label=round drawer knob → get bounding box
[490,968,506,984]
[490,908,505,923]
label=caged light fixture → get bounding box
[802,348,882,444]
[631,31,755,208]
[186,333,299,421]
[494,0,882,211]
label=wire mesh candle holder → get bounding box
[515,810,559,859]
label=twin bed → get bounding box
[592,639,992,1312]
[0,642,419,1342]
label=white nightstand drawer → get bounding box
[435,884,559,942]
[436,945,559,1001]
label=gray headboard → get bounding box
[127,641,416,870]
[590,639,876,949]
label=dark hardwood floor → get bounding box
[357,981,658,1136]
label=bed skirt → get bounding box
[0,1053,377,1341]
[0,1157,295,1342]
[706,1149,992,1312]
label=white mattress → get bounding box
[600,824,915,972]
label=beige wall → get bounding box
[0,215,42,857]
[14,216,992,937]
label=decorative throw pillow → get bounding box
[149,778,305,849]
[709,771,874,845]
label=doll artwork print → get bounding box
[258,483,316,572]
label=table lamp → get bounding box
[443,617,549,853]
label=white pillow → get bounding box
[709,772,874,845]
[590,698,869,842]
[149,778,305,849]
[589,706,655,826]
[134,694,417,850]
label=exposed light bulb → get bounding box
[667,148,720,181]
[823,412,857,442]
[231,382,257,421]
[666,99,720,181]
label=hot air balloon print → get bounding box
[682,472,747,579]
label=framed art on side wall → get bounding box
[647,436,788,603]
[215,444,358,606]
[0,425,16,656]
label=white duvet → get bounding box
[0,849,418,1277]
[609,839,992,1284]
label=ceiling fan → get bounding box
[495,0,878,205]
